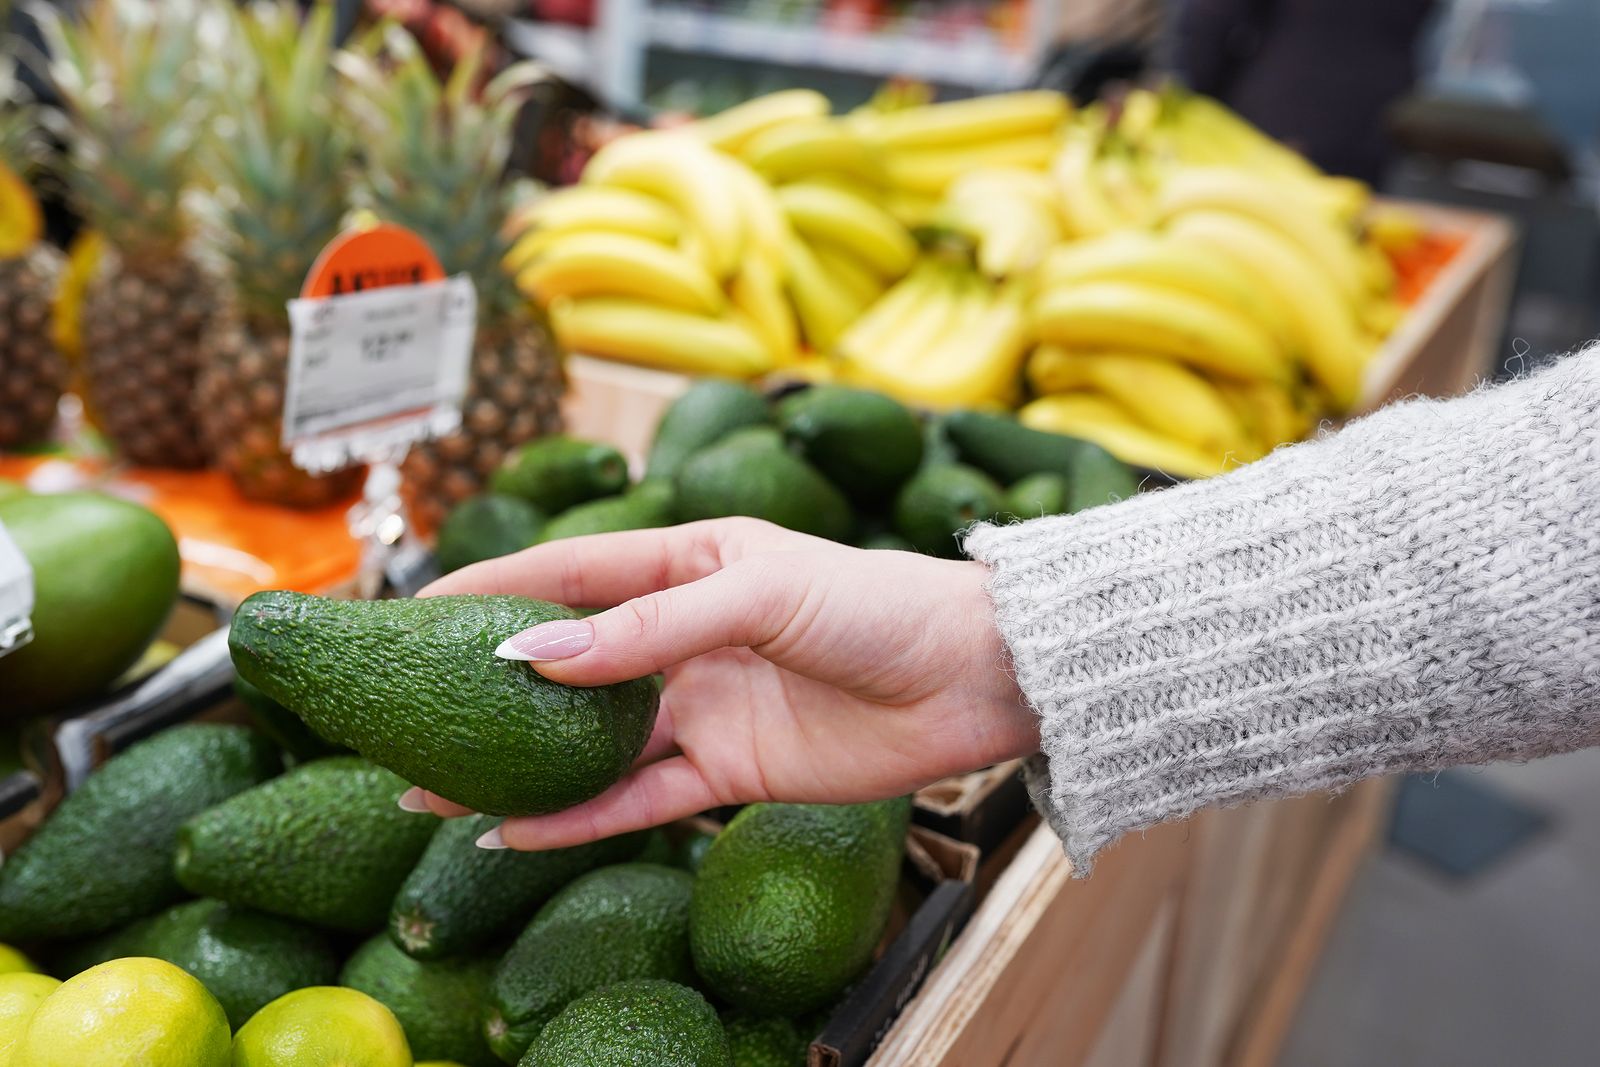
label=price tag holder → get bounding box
[282,223,476,473]
[0,519,34,660]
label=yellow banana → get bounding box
[861,90,1069,150]
[783,235,869,351]
[1167,210,1368,411]
[1360,241,1397,295]
[717,153,792,267]
[896,282,1031,408]
[1026,348,1253,457]
[517,231,726,315]
[1155,167,1367,304]
[837,263,941,364]
[508,186,681,246]
[776,181,917,279]
[730,254,799,367]
[844,268,965,385]
[1360,296,1404,339]
[550,297,771,377]
[582,130,744,279]
[1036,231,1295,352]
[1053,127,1125,237]
[1019,393,1231,479]
[884,189,942,228]
[1212,377,1315,454]
[742,119,885,185]
[812,243,886,308]
[1031,280,1290,384]
[693,88,830,155]
[885,133,1059,196]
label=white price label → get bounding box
[0,518,34,659]
[283,274,476,471]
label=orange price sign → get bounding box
[299,223,446,300]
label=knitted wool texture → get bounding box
[966,347,1600,874]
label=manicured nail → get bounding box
[476,824,508,850]
[397,787,430,813]
[495,619,594,662]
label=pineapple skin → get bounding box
[0,244,68,448]
[195,315,363,509]
[79,246,214,469]
[401,317,566,533]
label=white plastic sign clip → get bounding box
[0,518,34,659]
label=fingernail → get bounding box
[495,619,594,662]
[397,787,430,813]
[476,824,508,850]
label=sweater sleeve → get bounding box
[964,348,1600,874]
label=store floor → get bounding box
[1279,746,1600,1066]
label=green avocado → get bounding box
[892,463,1006,557]
[175,757,436,933]
[0,724,280,942]
[0,491,180,714]
[436,495,545,574]
[722,1012,808,1067]
[645,379,771,483]
[343,933,499,1067]
[486,864,695,1063]
[227,592,659,817]
[1067,440,1140,512]
[491,436,629,515]
[1002,471,1072,521]
[390,814,646,961]
[775,386,922,503]
[538,481,675,542]
[674,434,852,542]
[690,800,909,1015]
[519,979,731,1067]
[941,409,1084,484]
[63,900,340,1030]
[673,830,718,874]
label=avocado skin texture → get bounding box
[776,386,923,504]
[1003,472,1071,521]
[63,900,339,1029]
[391,814,646,961]
[228,592,659,816]
[175,757,436,933]
[343,933,499,1067]
[539,481,675,542]
[436,495,545,574]
[892,463,1006,558]
[690,799,910,1015]
[491,436,629,515]
[674,436,852,542]
[722,1012,808,1067]
[487,863,696,1064]
[646,379,771,483]
[1068,441,1140,512]
[519,979,731,1067]
[0,491,180,714]
[233,674,347,762]
[0,724,280,942]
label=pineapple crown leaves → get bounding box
[0,52,50,179]
[197,1,351,326]
[336,26,546,322]
[32,0,224,256]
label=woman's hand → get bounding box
[410,518,1036,850]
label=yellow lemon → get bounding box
[0,946,36,976]
[232,987,410,1067]
[0,972,61,1066]
[14,957,229,1067]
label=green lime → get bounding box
[14,958,229,1067]
[0,946,37,976]
[232,987,410,1067]
[0,972,61,1066]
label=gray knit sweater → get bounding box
[965,347,1600,874]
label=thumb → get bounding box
[493,559,794,686]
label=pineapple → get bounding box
[339,34,564,533]
[191,2,361,507]
[0,59,67,449]
[39,0,218,467]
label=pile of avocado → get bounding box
[436,380,1141,571]
[0,718,912,1066]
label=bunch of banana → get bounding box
[1052,114,1157,239]
[506,130,796,376]
[838,261,1030,409]
[936,167,1064,278]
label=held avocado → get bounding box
[175,757,436,933]
[342,934,498,1067]
[233,675,346,762]
[0,724,280,942]
[645,379,771,483]
[390,814,646,960]
[520,979,731,1067]
[486,864,695,1063]
[228,592,659,816]
[690,799,910,1015]
[775,386,923,503]
[491,436,629,515]
[0,491,180,714]
[673,435,852,542]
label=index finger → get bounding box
[418,518,766,607]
